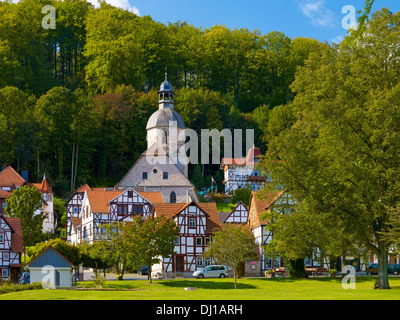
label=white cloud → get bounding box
[331,35,344,44]
[298,0,334,27]
[88,0,139,15]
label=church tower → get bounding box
[145,74,188,177]
[118,75,197,204]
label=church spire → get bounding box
[158,67,174,109]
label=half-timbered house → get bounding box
[0,166,56,233]
[247,190,288,276]
[69,187,163,245]
[0,214,23,282]
[220,147,266,194]
[218,201,249,224]
[151,201,220,278]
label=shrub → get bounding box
[0,282,43,295]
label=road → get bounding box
[80,270,149,282]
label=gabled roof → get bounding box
[25,245,75,268]
[219,201,248,224]
[30,176,54,195]
[220,147,261,169]
[248,190,286,226]
[137,191,163,204]
[153,201,221,234]
[0,215,23,252]
[0,166,26,188]
[86,190,123,213]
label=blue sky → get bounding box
[104,0,400,43]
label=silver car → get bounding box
[193,265,227,279]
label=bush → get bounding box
[0,282,43,295]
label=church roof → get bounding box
[146,108,185,130]
[159,79,173,92]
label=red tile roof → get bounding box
[30,176,54,195]
[153,202,221,234]
[220,147,261,168]
[0,166,26,188]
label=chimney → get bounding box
[21,170,29,183]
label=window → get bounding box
[205,258,211,266]
[205,237,211,246]
[2,269,8,278]
[189,218,196,228]
[1,186,11,191]
[153,169,158,174]
[163,172,168,179]
[3,253,9,261]
[142,172,148,180]
[0,234,4,244]
[196,257,203,266]
[128,190,133,198]
[174,236,180,245]
[196,237,202,246]
[170,191,176,203]
[48,194,53,201]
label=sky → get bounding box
[97,0,400,44]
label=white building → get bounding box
[220,147,266,194]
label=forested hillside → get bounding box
[0,0,327,198]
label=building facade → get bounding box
[220,147,266,194]
[118,76,198,204]
[151,202,220,278]
[0,166,56,234]
[0,214,23,282]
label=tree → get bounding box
[121,215,179,283]
[5,185,44,252]
[96,222,127,280]
[204,224,256,289]
[260,9,400,289]
[232,185,252,207]
[26,238,80,266]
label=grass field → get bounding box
[1,276,400,300]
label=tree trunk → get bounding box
[288,259,308,278]
[377,241,390,289]
[233,268,237,289]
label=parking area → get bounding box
[80,270,149,281]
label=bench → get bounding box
[273,267,288,277]
[305,267,329,277]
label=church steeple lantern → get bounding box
[158,70,175,109]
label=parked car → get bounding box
[366,263,378,275]
[138,265,149,275]
[19,272,30,285]
[388,264,400,275]
[193,265,227,279]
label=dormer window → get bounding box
[1,186,11,191]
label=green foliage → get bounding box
[204,224,256,289]
[121,216,179,283]
[5,185,44,248]
[232,186,252,207]
[260,8,400,289]
[0,282,42,295]
[26,238,81,266]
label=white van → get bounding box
[193,265,227,279]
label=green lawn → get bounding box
[216,202,237,212]
[1,276,400,300]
